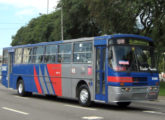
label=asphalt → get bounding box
[0,84,165,120]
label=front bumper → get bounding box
[108,86,159,102]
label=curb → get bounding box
[158,96,165,100]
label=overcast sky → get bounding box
[0,0,59,55]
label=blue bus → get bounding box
[1,34,159,107]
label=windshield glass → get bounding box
[109,45,157,72]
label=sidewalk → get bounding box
[158,96,165,100]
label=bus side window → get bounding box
[33,46,45,64]
[73,42,92,63]
[58,44,72,63]
[28,48,33,63]
[45,45,57,63]
[23,48,31,64]
[3,50,8,64]
[15,48,23,64]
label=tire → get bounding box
[17,80,28,96]
[117,102,131,108]
[78,84,91,107]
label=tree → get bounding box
[11,11,61,46]
[57,0,99,39]
[86,0,138,34]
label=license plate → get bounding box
[149,92,156,95]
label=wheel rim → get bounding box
[18,83,23,94]
[80,89,88,104]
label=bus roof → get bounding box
[3,37,94,50]
[3,34,152,50]
[95,34,153,42]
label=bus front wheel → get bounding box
[78,84,91,107]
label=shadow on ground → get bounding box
[10,92,150,112]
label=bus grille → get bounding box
[132,77,148,86]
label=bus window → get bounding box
[23,48,32,64]
[45,45,57,63]
[58,44,72,63]
[15,48,23,64]
[3,50,8,64]
[33,46,45,64]
[73,42,92,63]
[28,48,33,63]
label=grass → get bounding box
[159,81,165,96]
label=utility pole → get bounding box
[61,3,64,41]
[47,0,49,14]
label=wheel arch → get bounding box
[76,80,88,98]
[16,76,23,88]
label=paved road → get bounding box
[0,84,165,120]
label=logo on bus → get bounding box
[71,68,76,74]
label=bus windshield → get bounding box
[109,45,157,72]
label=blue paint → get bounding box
[94,34,153,46]
[94,39,106,46]
[45,65,55,95]
[95,46,107,102]
[107,67,159,87]
[3,41,63,50]
[40,64,50,94]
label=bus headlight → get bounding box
[149,87,158,92]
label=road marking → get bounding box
[82,116,104,120]
[2,107,29,115]
[65,105,96,111]
[14,96,29,99]
[8,88,14,91]
[143,111,164,115]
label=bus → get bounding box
[1,34,159,107]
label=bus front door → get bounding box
[95,46,107,102]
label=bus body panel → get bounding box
[1,65,8,87]
[71,64,94,99]
[7,63,94,100]
[107,68,159,102]
[108,86,159,102]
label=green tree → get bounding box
[86,0,138,34]
[57,0,99,39]
[11,11,61,46]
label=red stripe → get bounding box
[47,64,62,96]
[108,76,133,83]
[33,66,42,94]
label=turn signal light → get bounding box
[156,82,159,86]
[120,82,124,86]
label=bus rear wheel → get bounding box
[17,80,29,96]
[117,102,131,108]
[78,85,91,107]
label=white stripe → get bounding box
[143,111,164,115]
[82,116,104,120]
[2,107,29,115]
[65,105,96,111]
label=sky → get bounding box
[0,0,59,55]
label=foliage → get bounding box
[86,0,138,34]
[57,0,99,39]
[11,0,165,72]
[159,82,165,96]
